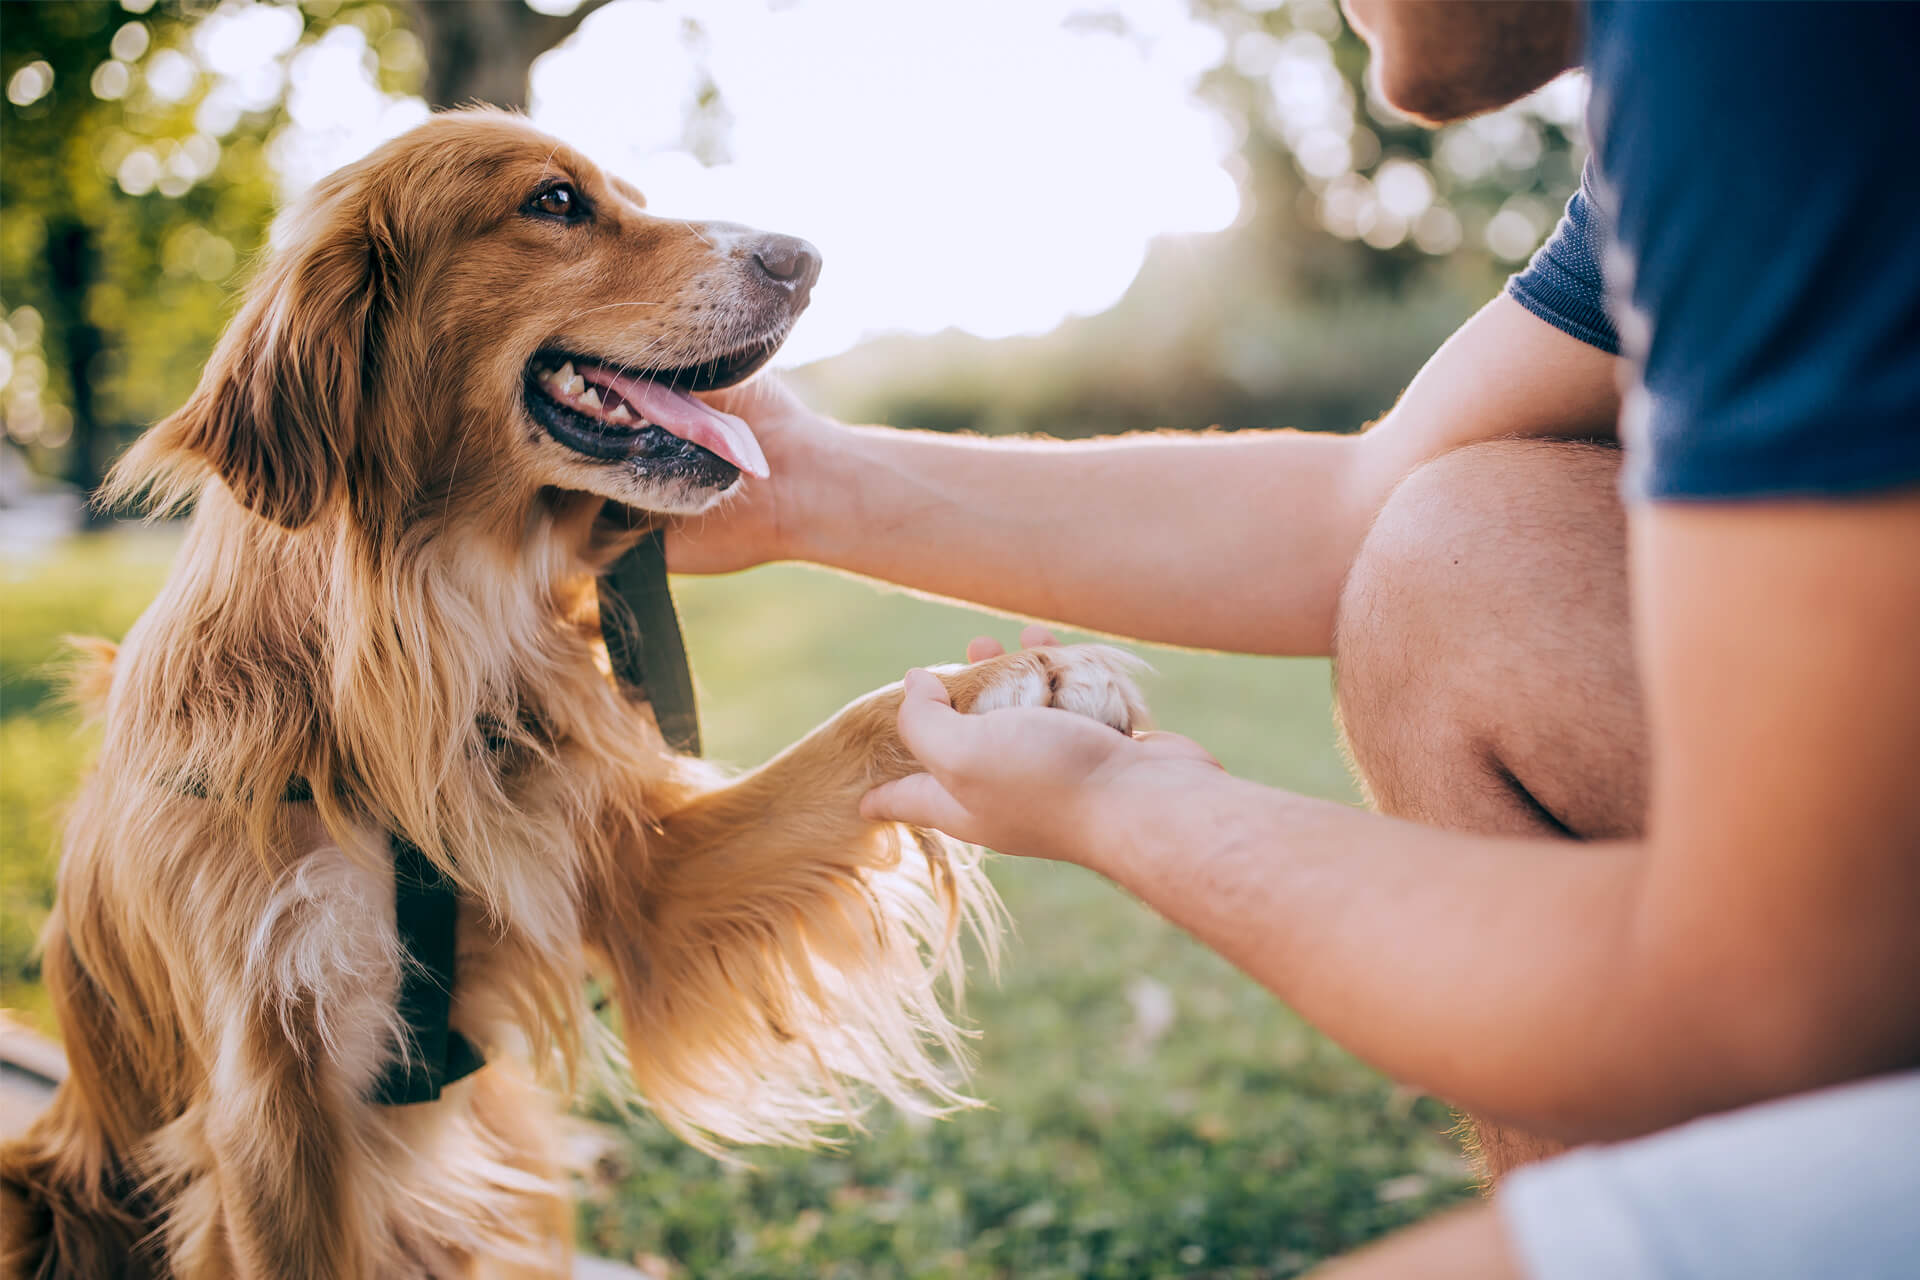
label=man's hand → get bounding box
[667,377,838,574]
[862,630,1222,862]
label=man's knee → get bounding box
[1332,439,1642,836]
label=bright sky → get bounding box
[266,0,1242,366]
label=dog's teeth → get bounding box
[607,402,634,424]
[562,375,585,396]
[579,387,602,411]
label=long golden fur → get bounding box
[0,111,1145,1278]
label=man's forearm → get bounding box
[1084,767,1861,1144]
[775,295,1621,656]
[793,424,1363,655]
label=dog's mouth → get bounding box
[523,337,778,483]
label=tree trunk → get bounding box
[45,218,107,526]
[407,0,612,111]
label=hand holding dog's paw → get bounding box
[947,637,1148,736]
[863,641,1220,865]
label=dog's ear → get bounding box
[123,181,400,530]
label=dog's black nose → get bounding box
[751,235,822,297]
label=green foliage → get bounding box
[0,541,1470,1274]
[1187,0,1585,293]
[0,0,415,484]
[4,2,253,472]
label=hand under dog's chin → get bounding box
[626,471,744,516]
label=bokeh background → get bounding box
[1,2,1586,1275]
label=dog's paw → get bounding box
[947,644,1149,735]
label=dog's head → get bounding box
[124,109,817,530]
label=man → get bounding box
[673,3,1920,1274]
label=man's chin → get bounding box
[1371,66,1528,127]
[1350,0,1581,126]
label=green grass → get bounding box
[0,532,1472,1277]
[1,530,185,1022]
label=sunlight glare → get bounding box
[261,0,1239,365]
[529,0,1239,364]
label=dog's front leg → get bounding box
[184,1009,376,1278]
[681,642,1146,822]
[163,851,408,1279]
[585,645,1145,1148]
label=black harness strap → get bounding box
[598,527,702,755]
[369,835,484,1105]
[174,530,701,1105]
[371,526,701,1104]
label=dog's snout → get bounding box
[751,235,822,297]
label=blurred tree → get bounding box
[0,0,411,509]
[407,3,729,164]
[1186,0,1585,295]
[406,0,609,110]
[2,2,215,518]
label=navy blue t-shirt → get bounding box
[1506,1,1920,501]
[1508,160,1620,359]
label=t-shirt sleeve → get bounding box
[1588,1,1920,502]
[1505,158,1621,357]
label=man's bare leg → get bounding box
[1332,438,1647,1183]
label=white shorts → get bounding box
[1497,1070,1920,1279]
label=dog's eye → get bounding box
[526,182,585,222]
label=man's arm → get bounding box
[866,491,1920,1142]
[675,293,1620,656]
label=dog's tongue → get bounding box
[579,366,768,478]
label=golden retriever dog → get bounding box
[0,109,1145,1278]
